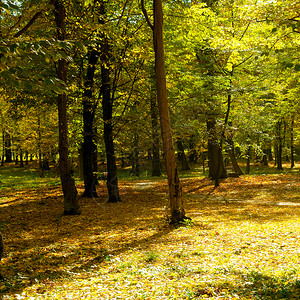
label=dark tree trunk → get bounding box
[19,149,24,167]
[25,151,29,165]
[130,135,140,176]
[176,140,190,171]
[207,118,226,181]
[150,75,161,176]
[276,120,283,171]
[290,118,295,168]
[226,137,243,175]
[4,132,12,163]
[261,151,268,166]
[1,131,4,166]
[53,0,80,215]
[82,49,100,198]
[100,0,121,203]
[246,145,251,174]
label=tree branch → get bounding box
[13,11,42,38]
[141,0,153,30]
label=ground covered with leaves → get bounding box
[0,165,300,299]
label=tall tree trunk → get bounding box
[99,0,121,203]
[290,118,295,168]
[142,0,186,223]
[1,131,5,166]
[53,0,80,215]
[246,144,251,174]
[4,132,12,163]
[82,49,100,198]
[207,118,226,181]
[276,120,283,171]
[176,139,190,171]
[150,72,161,177]
[130,134,140,176]
[19,148,24,167]
[227,136,244,175]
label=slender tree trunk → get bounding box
[290,118,295,168]
[1,131,4,166]
[130,134,140,176]
[99,0,121,203]
[19,148,24,167]
[82,49,100,198]
[150,72,161,177]
[246,144,251,174]
[276,120,283,170]
[153,0,186,223]
[53,0,80,215]
[4,132,12,163]
[227,137,244,175]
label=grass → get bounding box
[0,161,299,299]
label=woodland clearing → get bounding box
[0,164,300,299]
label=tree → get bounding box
[82,49,100,198]
[99,0,121,203]
[141,0,187,223]
[53,0,80,215]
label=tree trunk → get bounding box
[53,0,80,215]
[19,148,24,167]
[176,139,190,171]
[150,73,161,177]
[4,132,12,163]
[0,232,3,280]
[100,0,121,203]
[290,118,295,168]
[152,0,186,223]
[276,120,283,170]
[207,118,226,181]
[246,145,251,174]
[82,49,100,198]
[226,137,243,175]
[130,134,140,176]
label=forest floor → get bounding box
[0,163,300,299]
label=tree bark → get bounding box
[99,0,121,203]
[176,139,190,171]
[207,118,226,181]
[290,118,295,168]
[152,0,186,223]
[4,132,12,163]
[130,134,140,176]
[82,49,100,198]
[276,119,283,170]
[53,0,80,215]
[150,71,161,176]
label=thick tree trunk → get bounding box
[100,0,121,203]
[176,139,190,171]
[82,49,100,198]
[53,0,80,215]
[207,118,226,181]
[153,0,185,223]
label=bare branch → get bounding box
[141,0,153,30]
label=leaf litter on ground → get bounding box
[0,171,300,299]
